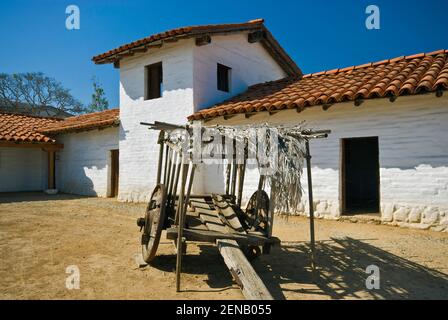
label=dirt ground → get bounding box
[0,192,447,300]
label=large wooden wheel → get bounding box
[140,184,167,263]
[242,190,270,236]
[239,190,271,259]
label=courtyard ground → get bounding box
[0,192,447,300]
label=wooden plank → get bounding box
[189,196,275,300]
[166,227,280,246]
[190,197,228,234]
[212,194,246,234]
[217,239,273,300]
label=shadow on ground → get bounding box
[0,192,90,204]
[253,237,448,299]
[150,243,238,292]
[152,237,448,299]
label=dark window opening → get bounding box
[341,137,380,214]
[145,62,163,100]
[217,63,231,92]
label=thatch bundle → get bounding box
[212,122,307,215]
[160,121,310,215]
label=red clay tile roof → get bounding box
[92,19,301,77]
[188,50,448,121]
[0,113,61,144]
[39,109,120,134]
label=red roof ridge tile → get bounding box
[189,49,448,121]
[63,108,119,120]
[302,49,447,78]
[0,111,64,121]
[38,108,120,134]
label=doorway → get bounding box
[110,149,119,198]
[341,137,379,214]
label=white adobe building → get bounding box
[0,19,447,232]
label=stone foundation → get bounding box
[295,200,448,232]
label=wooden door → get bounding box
[110,150,119,197]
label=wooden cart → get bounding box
[136,121,329,299]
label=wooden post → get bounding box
[237,141,247,207]
[163,145,169,185]
[184,164,195,208]
[156,131,165,184]
[225,164,231,195]
[255,175,265,223]
[236,163,245,208]
[175,162,188,292]
[305,140,316,272]
[167,151,178,197]
[230,140,238,200]
[47,150,55,189]
[170,159,182,214]
[165,148,173,189]
[230,164,236,199]
[263,185,275,254]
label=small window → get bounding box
[145,62,163,100]
[217,63,231,92]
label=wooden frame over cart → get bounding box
[137,121,330,299]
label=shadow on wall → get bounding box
[57,163,103,198]
[254,237,448,300]
[194,78,292,108]
[120,60,194,103]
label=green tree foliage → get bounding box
[87,77,109,113]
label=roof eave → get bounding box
[0,140,63,150]
[40,119,120,135]
[92,22,302,77]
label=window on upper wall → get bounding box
[145,62,163,100]
[217,63,231,92]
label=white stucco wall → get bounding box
[202,94,448,232]
[56,127,119,197]
[117,34,288,202]
[193,33,286,110]
[0,147,47,192]
[118,40,195,202]
[192,33,287,194]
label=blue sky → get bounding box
[0,0,446,108]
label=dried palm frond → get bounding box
[163,122,309,215]
[213,122,308,215]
